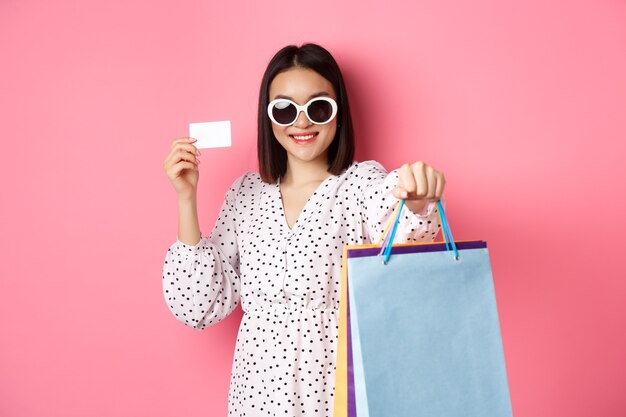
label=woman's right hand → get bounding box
[163,137,201,200]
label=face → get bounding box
[268,67,338,168]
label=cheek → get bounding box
[326,123,338,141]
[271,124,284,140]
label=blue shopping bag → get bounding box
[345,201,513,417]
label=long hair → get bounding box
[257,43,355,183]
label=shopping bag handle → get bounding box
[437,201,459,260]
[379,200,459,264]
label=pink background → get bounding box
[1,0,625,416]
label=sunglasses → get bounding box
[267,97,338,126]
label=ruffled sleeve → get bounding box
[161,175,244,330]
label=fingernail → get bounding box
[196,150,201,156]
[190,137,197,142]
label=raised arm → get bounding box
[161,178,243,330]
[162,137,242,330]
[357,161,443,243]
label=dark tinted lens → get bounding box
[307,99,333,123]
[272,101,297,125]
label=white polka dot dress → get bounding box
[162,160,441,416]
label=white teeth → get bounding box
[292,134,315,140]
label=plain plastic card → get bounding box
[189,120,231,149]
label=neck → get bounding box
[282,157,330,186]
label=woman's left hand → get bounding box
[393,162,446,214]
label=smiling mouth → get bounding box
[289,133,318,143]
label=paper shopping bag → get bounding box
[334,242,360,417]
[336,200,513,417]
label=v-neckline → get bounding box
[276,174,335,233]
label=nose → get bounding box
[293,110,311,128]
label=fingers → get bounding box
[168,138,199,158]
[395,161,446,201]
[424,165,436,200]
[392,186,405,199]
[168,161,198,177]
[396,163,417,199]
[164,147,200,167]
[170,137,197,149]
[411,162,427,198]
[163,138,201,171]
[435,173,445,200]
[164,159,198,178]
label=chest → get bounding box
[279,182,322,230]
[234,175,368,283]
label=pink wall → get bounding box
[1,0,625,416]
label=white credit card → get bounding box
[189,120,231,149]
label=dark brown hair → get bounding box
[257,43,355,183]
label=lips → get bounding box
[289,132,318,143]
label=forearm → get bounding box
[177,195,201,246]
[164,184,243,330]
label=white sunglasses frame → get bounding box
[267,97,338,126]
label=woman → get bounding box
[162,43,445,416]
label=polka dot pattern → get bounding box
[162,160,441,416]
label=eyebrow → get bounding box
[272,91,331,101]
